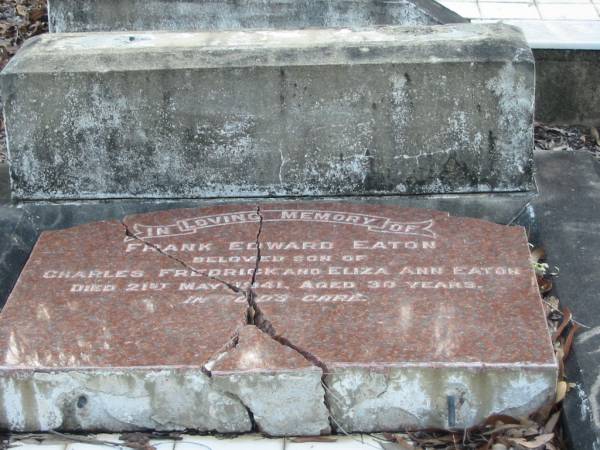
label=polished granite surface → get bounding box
[0,202,555,372]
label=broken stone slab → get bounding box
[0,369,252,432]
[48,0,466,33]
[0,24,535,200]
[209,326,330,436]
[0,203,556,433]
[0,206,329,434]
[250,202,558,430]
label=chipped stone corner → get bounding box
[325,365,557,432]
[210,368,330,436]
[0,369,252,433]
[206,325,331,436]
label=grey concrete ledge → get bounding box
[533,49,600,126]
[4,24,532,74]
[48,0,466,33]
[1,24,535,200]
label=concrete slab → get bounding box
[47,0,465,33]
[533,49,600,126]
[515,150,600,450]
[0,24,535,200]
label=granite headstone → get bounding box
[0,203,556,434]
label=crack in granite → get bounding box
[244,205,336,433]
[121,208,337,433]
[120,220,243,295]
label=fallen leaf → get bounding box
[16,4,28,16]
[544,411,561,433]
[553,307,572,341]
[556,381,567,403]
[563,322,581,359]
[592,127,600,146]
[508,433,554,448]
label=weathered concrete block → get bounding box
[1,24,535,200]
[210,326,330,436]
[0,369,253,432]
[326,367,556,431]
[48,0,465,33]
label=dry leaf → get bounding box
[508,433,554,448]
[592,127,600,146]
[15,4,28,16]
[538,276,553,294]
[563,322,581,359]
[556,381,567,403]
[553,307,572,341]
[544,411,561,433]
[30,9,45,21]
[382,434,415,449]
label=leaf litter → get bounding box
[535,122,600,158]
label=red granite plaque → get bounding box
[0,203,557,434]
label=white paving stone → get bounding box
[175,435,284,450]
[285,435,384,450]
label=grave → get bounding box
[0,0,557,438]
[0,23,535,200]
[48,0,465,33]
[0,203,557,434]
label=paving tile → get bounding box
[479,2,541,18]
[285,435,383,449]
[65,438,175,450]
[65,444,118,450]
[502,19,600,48]
[536,0,592,4]
[9,443,66,450]
[175,435,284,450]
[537,2,600,18]
[437,0,481,17]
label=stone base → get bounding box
[0,370,251,432]
[327,366,556,431]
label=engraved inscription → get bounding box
[25,208,536,314]
[129,209,437,239]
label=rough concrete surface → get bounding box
[516,150,600,450]
[533,50,600,127]
[326,367,556,431]
[0,24,535,200]
[48,0,465,33]
[210,326,330,435]
[0,369,252,432]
